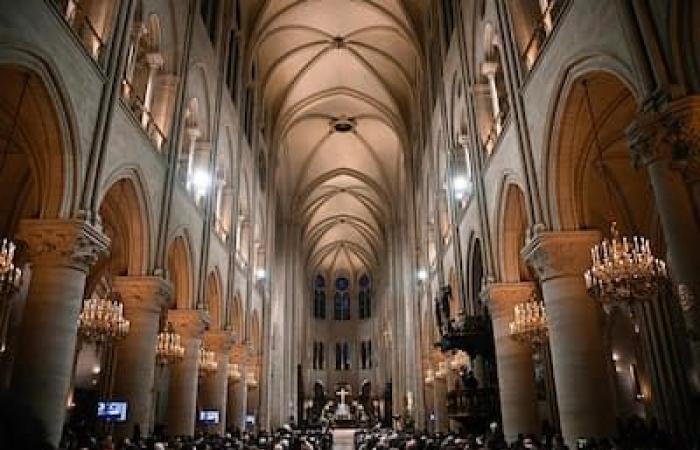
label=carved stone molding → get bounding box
[204,330,235,353]
[229,343,248,363]
[521,230,600,282]
[113,276,172,314]
[485,282,536,319]
[17,219,110,272]
[168,309,208,339]
[627,99,700,169]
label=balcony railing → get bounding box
[214,219,230,244]
[437,312,494,357]
[521,0,567,71]
[53,0,106,64]
[121,78,167,151]
[483,111,508,155]
[447,387,499,419]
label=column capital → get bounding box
[168,309,208,339]
[145,52,164,69]
[229,343,247,363]
[522,230,600,282]
[204,330,235,353]
[485,282,536,319]
[113,276,172,314]
[627,97,700,168]
[156,73,179,90]
[481,61,499,77]
[17,219,109,272]
[195,140,212,153]
[186,126,201,141]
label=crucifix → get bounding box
[336,386,350,405]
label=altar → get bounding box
[332,386,356,427]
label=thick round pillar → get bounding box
[226,344,248,432]
[112,276,171,439]
[165,309,206,436]
[433,375,448,432]
[199,331,233,435]
[523,231,614,446]
[12,219,109,446]
[628,108,700,390]
[487,282,540,441]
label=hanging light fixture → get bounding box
[0,76,29,300]
[435,361,448,380]
[578,79,668,304]
[245,370,258,388]
[449,350,469,371]
[77,291,130,344]
[424,367,435,385]
[228,362,242,381]
[585,222,667,302]
[198,345,218,375]
[0,238,22,297]
[156,322,185,365]
[509,293,548,347]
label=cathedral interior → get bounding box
[0,1,699,449]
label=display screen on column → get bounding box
[199,410,220,424]
[97,401,128,422]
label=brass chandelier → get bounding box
[509,294,548,346]
[584,222,667,303]
[578,79,667,305]
[245,370,258,388]
[0,238,22,296]
[78,291,130,344]
[228,362,242,381]
[156,322,185,365]
[198,345,218,374]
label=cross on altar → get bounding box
[336,386,350,405]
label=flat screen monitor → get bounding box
[245,414,256,430]
[199,409,220,424]
[97,401,128,422]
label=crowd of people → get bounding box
[354,416,691,450]
[0,390,694,450]
[57,423,334,450]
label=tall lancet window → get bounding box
[361,341,373,369]
[358,274,371,319]
[334,277,350,320]
[335,343,342,370]
[313,275,326,319]
[313,342,325,370]
[343,342,350,370]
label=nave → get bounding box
[1,1,700,450]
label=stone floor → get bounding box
[332,428,357,450]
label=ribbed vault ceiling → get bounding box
[251,0,420,276]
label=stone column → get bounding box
[486,282,540,441]
[166,309,207,436]
[185,127,201,190]
[141,52,164,128]
[220,186,235,238]
[150,74,179,149]
[481,61,502,134]
[433,363,449,432]
[111,276,171,439]
[424,381,435,432]
[227,344,248,432]
[628,109,700,390]
[523,231,615,446]
[199,331,233,435]
[192,141,211,205]
[12,219,109,446]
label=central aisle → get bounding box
[332,428,357,450]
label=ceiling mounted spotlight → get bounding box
[330,116,356,133]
